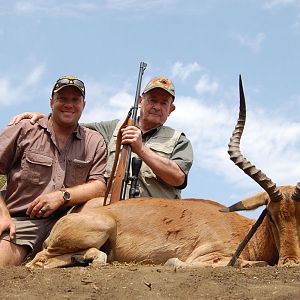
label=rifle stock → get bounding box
[103,62,147,205]
[110,119,133,204]
[110,146,129,204]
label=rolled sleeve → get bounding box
[86,136,107,183]
[171,134,193,175]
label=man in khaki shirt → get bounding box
[0,75,107,266]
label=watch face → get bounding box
[63,191,71,201]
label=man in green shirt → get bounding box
[9,76,193,200]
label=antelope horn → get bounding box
[292,182,300,201]
[228,75,283,202]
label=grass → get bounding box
[0,175,6,189]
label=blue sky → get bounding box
[1,0,300,219]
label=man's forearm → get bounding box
[0,196,10,217]
[64,180,107,206]
[138,147,185,186]
[27,180,107,218]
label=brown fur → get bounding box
[26,189,299,269]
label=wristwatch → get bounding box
[61,189,71,203]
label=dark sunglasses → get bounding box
[52,77,85,96]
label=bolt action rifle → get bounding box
[103,62,147,205]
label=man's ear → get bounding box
[169,103,176,115]
[138,95,143,108]
[50,98,53,109]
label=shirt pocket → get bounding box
[65,158,92,187]
[21,152,53,185]
[148,142,174,159]
[142,143,174,179]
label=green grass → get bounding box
[0,175,6,189]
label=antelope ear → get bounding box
[220,191,269,212]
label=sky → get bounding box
[1,0,300,219]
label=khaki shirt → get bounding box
[84,119,193,198]
[0,116,107,215]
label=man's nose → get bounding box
[62,99,74,106]
[152,102,160,109]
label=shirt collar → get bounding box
[38,114,83,140]
[141,125,162,141]
[137,116,162,137]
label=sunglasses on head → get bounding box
[52,77,85,96]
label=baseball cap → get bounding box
[52,75,85,97]
[142,76,175,100]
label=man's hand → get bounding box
[26,191,63,218]
[121,126,143,155]
[0,215,16,241]
[121,125,186,186]
[8,112,46,126]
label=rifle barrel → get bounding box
[132,62,147,125]
[120,61,147,200]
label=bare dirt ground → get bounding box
[0,263,299,300]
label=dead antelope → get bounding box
[26,77,300,268]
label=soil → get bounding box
[0,263,299,300]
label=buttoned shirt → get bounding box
[0,115,107,215]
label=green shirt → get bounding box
[83,119,193,189]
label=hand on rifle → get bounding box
[122,124,186,187]
[121,126,143,155]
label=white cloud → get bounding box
[24,64,46,86]
[167,95,300,190]
[0,64,45,106]
[84,80,109,104]
[83,83,300,191]
[83,77,136,114]
[0,78,23,106]
[82,106,125,124]
[105,0,175,11]
[82,88,134,123]
[15,1,38,13]
[232,32,266,53]
[262,0,300,30]
[195,74,218,95]
[263,0,295,9]
[109,91,134,109]
[292,12,300,29]
[0,0,177,16]
[81,74,145,124]
[13,0,97,16]
[171,62,201,81]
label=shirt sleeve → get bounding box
[82,119,120,146]
[0,123,23,174]
[170,133,193,189]
[85,132,108,183]
[171,134,193,175]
